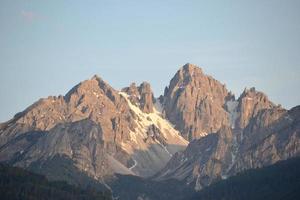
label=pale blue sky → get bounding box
[0,0,299,122]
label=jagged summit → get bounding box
[239,87,273,104]
[122,81,155,113]
[180,63,203,74]
[236,86,276,129]
[162,63,230,140]
[0,68,188,181]
[172,63,204,85]
[91,74,101,80]
[0,63,298,197]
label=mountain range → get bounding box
[0,63,299,199]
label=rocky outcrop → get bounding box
[0,76,138,180]
[0,63,299,194]
[118,92,188,177]
[121,83,140,106]
[0,75,188,183]
[145,124,167,146]
[0,75,136,147]
[232,106,300,172]
[236,87,276,129]
[154,126,234,190]
[155,64,298,189]
[0,119,133,179]
[155,105,300,190]
[162,63,231,140]
[139,82,155,113]
[122,82,155,113]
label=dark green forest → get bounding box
[110,174,195,200]
[192,157,300,200]
[1,157,300,200]
[0,164,112,200]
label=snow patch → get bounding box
[221,175,228,180]
[119,92,188,148]
[205,147,211,152]
[154,100,163,113]
[199,132,208,137]
[162,145,172,157]
[129,159,138,170]
[93,91,99,98]
[107,155,134,175]
[284,115,293,121]
[225,130,239,175]
[226,100,239,128]
[118,92,188,175]
[194,175,201,191]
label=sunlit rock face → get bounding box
[0,74,188,184]
[155,96,300,190]
[236,87,276,129]
[121,81,155,114]
[162,63,231,141]
[0,63,299,194]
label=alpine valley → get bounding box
[1,63,299,200]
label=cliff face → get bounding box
[0,76,135,146]
[121,82,155,113]
[236,87,276,129]
[233,106,300,172]
[162,63,231,141]
[155,102,300,190]
[0,63,299,194]
[155,65,299,190]
[0,75,187,184]
[154,127,234,190]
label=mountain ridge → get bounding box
[0,63,299,199]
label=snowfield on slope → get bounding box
[119,92,188,177]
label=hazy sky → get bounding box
[0,0,299,122]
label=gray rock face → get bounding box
[0,75,135,147]
[0,76,137,181]
[233,106,300,172]
[155,65,299,189]
[3,119,131,178]
[145,124,167,146]
[155,105,300,190]
[122,82,155,113]
[154,127,234,190]
[236,87,275,129]
[0,75,188,183]
[162,63,231,141]
[0,63,299,194]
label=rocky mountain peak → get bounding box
[239,87,267,100]
[122,82,155,113]
[64,75,123,108]
[1,63,298,197]
[236,87,276,129]
[127,83,140,96]
[162,63,230,141]
[65,75,107,99]
[179,63,203,78]
[156,103,299,190]
[91,74,101,80]
[165,64,204,94]
[138,82,155,113]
